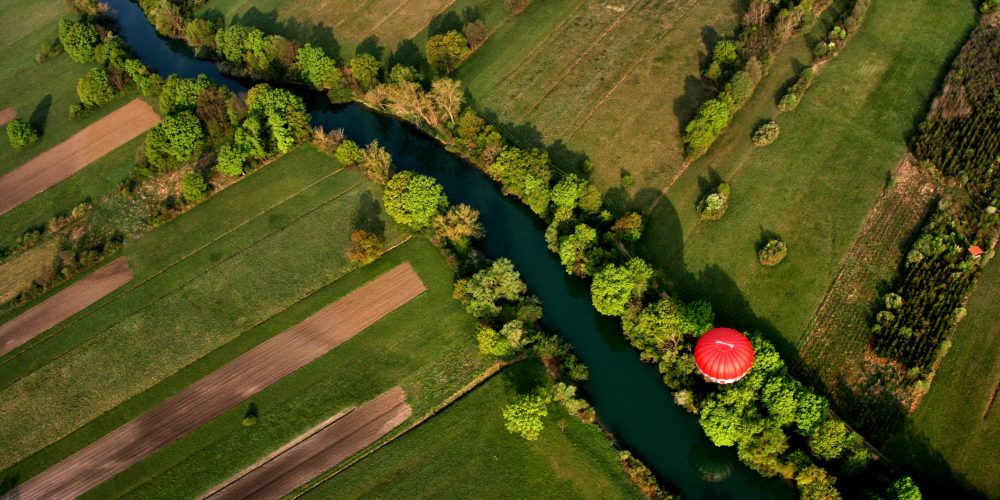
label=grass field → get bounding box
[458,0,740,189]
[0,239,60,303]
[883,259,1000,498]
[639,0,977,358]
[0,147,411,470]
[300,360,643,499]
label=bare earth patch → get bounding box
[8,263,425,499]
[207,387,411,499]
[0,256,133,357]
[0,108,15,126]
[0,99,160,216]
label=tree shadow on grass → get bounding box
[30,95,51,133]
[427,10,463,36]
[673,75,715,137]
[387,39,429,81]
[352,191,385,239]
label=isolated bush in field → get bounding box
[426,31,471,74]
[77,67,115,107]
[181,171,208,203]
[383,171,449,231]
[502,388,551,440]
[346,229,384,265]
[145,111,205,170]
[752,121,780,146]
[777,93,799,112]
[6,119,39,149]
[758,239,788,266]
[698,183,731,221]
[334,139,364,165]
[350,53,382,91]
[58,18,99,63]
[295,43,341,91]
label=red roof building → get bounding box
[970,245,984,257]
[694,328,754,384]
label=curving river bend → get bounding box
[105,1,791,497]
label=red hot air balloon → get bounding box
[694,328,754,384]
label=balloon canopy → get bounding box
[694,328,754,384]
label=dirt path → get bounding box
[5,263,424,499]
[0,257,133,357]
[0,99,160,216]
[0,108,15,127]
[207,387,411,500]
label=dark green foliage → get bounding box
[610,212,644,241]
[884,476,922,500]
[145,111,205,170]
[758,239,787,266]
[58,18,99,63]
[76,67,115,107]
[181,171,208,203]
[383,171,449,231]
[426,30,471,74]
[6,118,39,149]
[159,74,214,115]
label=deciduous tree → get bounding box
[383,171,448,231]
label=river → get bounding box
[105,1,791,497]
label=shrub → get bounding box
[181,171,208,203]
[346,229,384,264]
[215,143,247,176]
[334,139,364,165]
[697,183,731,221]
[77,67,115,107]
[683,96,735,156]
[752,121,780,146]
[777,93,799,112]
[36,40,63,63]
[758,239,788,266]
[58,18,98,63]
[6,118,39,149]
[502,388,551,440]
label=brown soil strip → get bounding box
[207,387,411,499]
[0,99,160,216]
[0,108,15,127]
[0,257,133,357]
[8,263,425,499]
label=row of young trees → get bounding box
[871,8,1000,374]
[684,0,835,158]
[124,4,921,497]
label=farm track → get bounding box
[0,99,159,216]
[0,257,133,357]
[0,107,14,126]
[207,387,411,499]
[6,263,425,499]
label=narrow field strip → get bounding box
[0,166,347,373]
[358,0,415,40]
[0,99,159,216]
[0,108,14,126]
[208,387,411,499]
[404,0,457,39]
[8,263,425,499]
[0,238,60,304]
[0,257,133,357]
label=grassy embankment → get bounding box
[300,360,644,499]
[458,0,740,191]
[0,0,151,250]
[640,0,976,356]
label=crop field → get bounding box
[0,239,60,304]
[300,360,643,499]
[640,0,977,357]
[0,147,409,470]
[0,147,490,497]
[458,0,740,189]
[884,259,1000,498]
[0,0,141,171]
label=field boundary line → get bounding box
[0,172,359,390]
[290,359,514,498]
[521,0,643,118]
[479,0,588,96]
[404,0,458,40]
[359,0,417,40]
[325,0,374,29]
[565,0,702,142]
